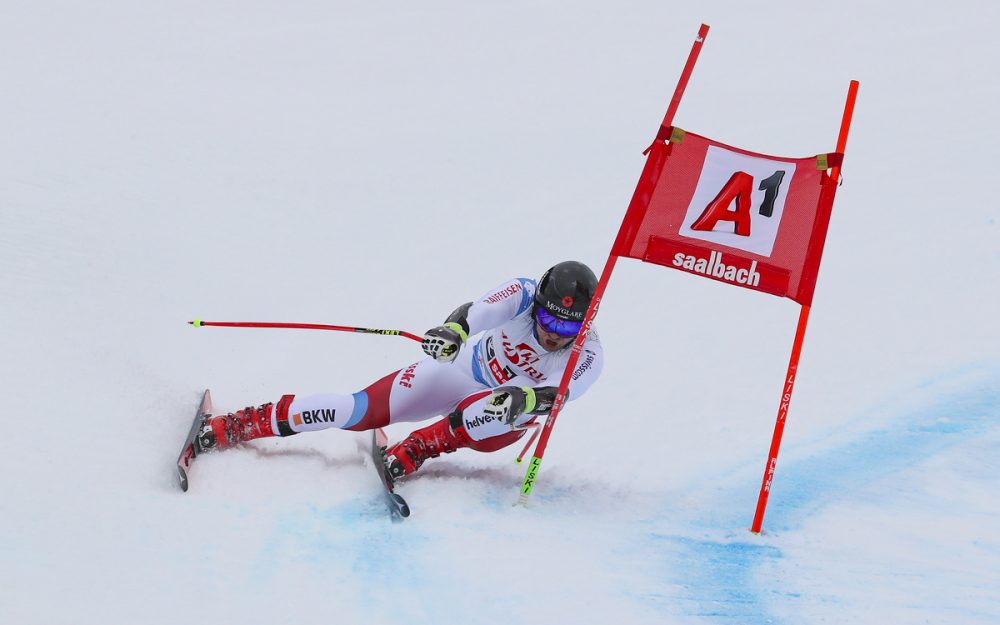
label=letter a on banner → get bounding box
[691,171,754,235]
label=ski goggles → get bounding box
[534,306,583,338]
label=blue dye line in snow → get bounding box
[244,366,998,625]
[250,496,430,617]
[763,376,999,532]
[638,367,1000,625]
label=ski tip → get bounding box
[178,467,189,492]
[392,494,410,518]
[189,320,203,327]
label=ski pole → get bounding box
[513,422,541,464]
[189,320,424,343]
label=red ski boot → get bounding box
[196,403,276,452]
[384,417,469,481]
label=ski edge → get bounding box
[176,389,213,492]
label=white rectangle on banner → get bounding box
[678,145,797,258]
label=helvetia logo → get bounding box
[671,250,760,287]
[464,414,501,430]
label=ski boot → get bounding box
[384,417,468,481]
[196,403,276,452]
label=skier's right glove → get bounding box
[421,322,468,363]
[483,386,536,426]
[483,386,560,426]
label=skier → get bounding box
[196,260,604,481]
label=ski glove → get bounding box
[483,386,538,427]
[421,322,468,363]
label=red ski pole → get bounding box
[189,320,423,343]
[514,422,542,464]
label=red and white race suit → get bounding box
[277,278,603,445]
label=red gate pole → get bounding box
[750,80,859,533]
[749,304,810,533]
[517,24,710,505]
[660,23,710,129]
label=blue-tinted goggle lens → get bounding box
[534,307,583,337]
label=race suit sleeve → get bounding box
[564,335,603,400]
[445,278,535,337]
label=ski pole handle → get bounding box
[189,320,423,343]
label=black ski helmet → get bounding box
[534,261,597,322]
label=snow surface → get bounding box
[2,2,998,624]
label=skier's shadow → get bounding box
[412,464,520,487]
[247,441,532,490]
[246,445,367,470]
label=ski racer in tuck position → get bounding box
[196,261,605,481]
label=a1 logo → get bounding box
[678,145,796,257]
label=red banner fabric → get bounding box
[612,128,839,306]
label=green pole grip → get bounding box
[518,456,543,504]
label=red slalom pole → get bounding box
[660,23,710,129]
[750,80,859,534]
[749,304,811,533]
[189,320,423,343]
[517,24,710,506]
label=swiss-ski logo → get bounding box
[502,336,539,367]
[398,362,418,388]
[671,250,760,286]
[501,333,544,381]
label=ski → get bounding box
[176,389,213,492]
[371,428,410,519]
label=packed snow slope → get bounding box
[2,2,997,624]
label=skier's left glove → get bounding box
[422,322,468,363]
[483,386,538,426]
